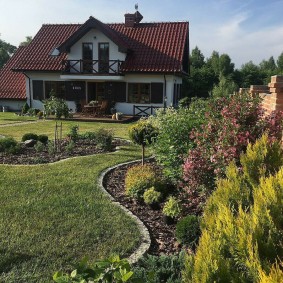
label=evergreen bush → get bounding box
[0,137,20,154]
[143,187,161,205]
[175,215,200,249]
[95,128,113,151]
[183,135,283,282]
[22,133,38,142]
[37,134,48,145]
[125,164,157,199]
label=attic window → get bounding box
[50,48,60,56]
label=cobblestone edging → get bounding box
[97,159,151,264]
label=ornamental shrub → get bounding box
[125,164,157,199]
[148,99,207,182]
[67,125,79,141]
[162,197,181,218]
[21,102,30,114]
[0,137,20,154]
[183,92,283,194]
[37,134,48,144]
[53,255,137,283]
[22,132,38,142]
[143,187,161,205]
[128,119,158,165]
[183,135,283,282]
[43,92,69,119]
[134,252,185,283]
[175,215,200,249]
[95,128,113,151]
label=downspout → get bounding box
[163,74,167,109]
[23,72,32,108]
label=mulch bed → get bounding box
[103,160,196,256]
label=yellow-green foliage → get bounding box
[185,135,283,283]
[125,164,157,199]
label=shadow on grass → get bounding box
[0,249,33,273]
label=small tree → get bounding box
[128,120,158,165]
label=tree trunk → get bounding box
[142,145,145,166]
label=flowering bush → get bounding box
[183,92,283,194]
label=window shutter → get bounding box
[32,80,44,100]
[151,83,163,103]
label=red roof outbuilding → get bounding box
[0,46,26,100]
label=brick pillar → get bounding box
[268,75,283,112]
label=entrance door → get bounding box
[82,43,93,73]
[99,43,109,73]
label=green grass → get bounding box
[0,119,133,140]
[0,117,143,282]
[0,112,37,125]
[0,144,143,282]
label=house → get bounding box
[2,9,189,115]
[0,46,26,111]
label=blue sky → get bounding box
[0,0,283,68]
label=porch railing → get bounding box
[133,105,162,116]
[61,59,124,75]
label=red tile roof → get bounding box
[13,24,81,71]
[110,22,189,73]
[0,46,26,100]
[13,19,189,74]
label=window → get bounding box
[32,80,44,100]
[128,83,150,103]
[151,83,163,103]
[82,43,93,73]
[99,43,109,73]
[45,81,66,99]
[173,84,182,106]
[65,81,86,100]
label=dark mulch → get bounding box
[0,139,129,165]
[103,160,196,256]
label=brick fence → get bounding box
[243,75,283,114]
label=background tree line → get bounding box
[184,46,283,98]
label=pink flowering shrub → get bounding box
[183,93,283,193]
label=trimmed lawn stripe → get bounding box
[0,145,142,282]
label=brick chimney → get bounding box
[124,13,136,27]
[124,10,143,27]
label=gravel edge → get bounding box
[97,159,151,264]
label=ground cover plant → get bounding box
[0,125,143,282]
[183,134,283,282]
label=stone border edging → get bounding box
[97,159,151,264]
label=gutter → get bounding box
[163,74,167,109]
[23,72,32,107]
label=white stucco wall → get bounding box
[0,100,25,112]
[25,71,182,115]
[68,29,126,74]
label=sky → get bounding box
[0,0,283,68]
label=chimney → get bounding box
[124,13,136,27]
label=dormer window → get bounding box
[50,47,60,56]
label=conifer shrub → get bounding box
[162,197,181,218]
[37,134,49,145]
[22,132,38,142]
[0,137,20,154]
[125,164,158,199]
[175,215,200,249]
[143,187,161,205]
[183,135,283,282]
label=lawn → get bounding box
[0,117,132,140]
[0,120,142,282]
[0,112,37,125]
